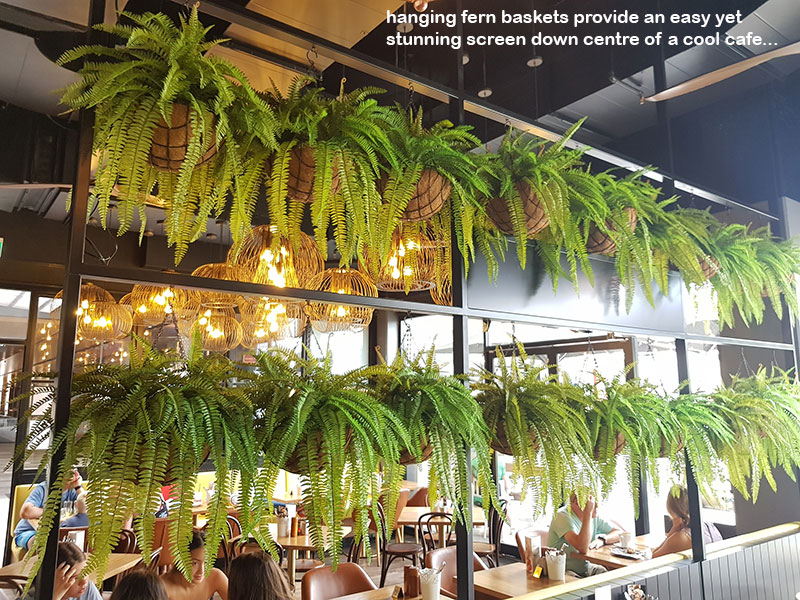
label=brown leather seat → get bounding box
[301,562,377,600]
[407,487,429,507]
[425,546,488,599]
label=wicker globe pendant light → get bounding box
[189,306,243,352]
[240,296,306,348]
[191,262,243,310]
[122,285,198,326]
[308,268,378,333]
[361,229,436,293]
[55,282,132,342]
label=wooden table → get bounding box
[400,480,420,491]
[396,506,486,548]
[271,524,350,584]
[572,534,661,570]
[469,563,579,599]
[334,587,420,600]
[0,553,142,581]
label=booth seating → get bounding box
[8,484,35,563]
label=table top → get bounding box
[573,534,661,570]
[333,587,420,600]
[400,480,420,491]
[396,505,486,527]
[0,553,142,581]
[470,563,579,599]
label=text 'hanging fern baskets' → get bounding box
[485,181,549,237]
[585,207,639,256]
[148,104,218,173]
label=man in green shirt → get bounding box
[547,493,622,577]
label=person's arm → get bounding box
[652,530,691,557]
[594,518,622,547]
[20,502,43,521]
[208,568,228,600]
[563,500,596,554]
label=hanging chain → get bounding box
[407,82,416,109]
[306,45,320,81]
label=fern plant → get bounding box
[264,77,399,264]
[375,349,498,525]
[58,7,277,262]
[471,344,597,518]
[245,348,410,567]
[752,227,800,322]
[376,107,488,269]
[14,338,257,583]
[708,368,800,502]
[577,372,681,515]
[481,121,586,272]
[648,208,714,292]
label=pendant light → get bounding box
[477,48,492,98]
[307,268,378,333]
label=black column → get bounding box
[627,339,650,536]
[36,2,102,597]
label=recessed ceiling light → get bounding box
[143,230,154,237]
[462,52,470,65]
[397,22,413,33]
[206,232,218,240]
[527,56,544,68]
[477,87,493,98]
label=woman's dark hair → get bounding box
[189,529,206,551]
[229,552,292,600]
[57,541,85,567]
[110,571,168,600]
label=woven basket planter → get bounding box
[593,431,627,461]
[148,104,217,173]
[659,435,684,459]
[490,420,539,456]
[283,430,352,474]
[486,181,549,237]
[400,169,451,222]
[269,145,341,204]
[585,208,638,256]
[399,440,435,465]
[699,256,721,280]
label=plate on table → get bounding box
[610,545,646,560]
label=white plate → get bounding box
[609,546,645,560]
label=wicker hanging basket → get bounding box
[485,181,549,237]
[399,440,435,465]
[699,256,721,280]
[148,104,217,173]
[659,435,684,459]
[400,169,451,222]
[490,420,539,456]
[276,145,341,203]
[585,208,638,256]
[593,431,627,461]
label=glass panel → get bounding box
[0,343,25,417]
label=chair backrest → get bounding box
[407,487,429,507]
[10,484,36,537]
[392,489,411,531]
[424,546,487,599]
[348,504,387,562]
[59,527,89,552]
[301,562,377,600]
[487,499,507,547]
[145,547,163,573]
[417,512,454,555]
[114,529,138,554]
[152,518,174,569]
[226,515,242,539]
[0,575,27,595]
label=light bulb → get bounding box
[83,315,91,324]
[81,300,89,309]
[269,322,279,333]
[336,305,347,318]
[40,343,46,351]
[138,305,147,313]
[403,266,413,276]
[391,268,401,280]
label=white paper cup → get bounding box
[277,516,291,538]
[420,568,442,600]
[620,532,633,550]
[546,553,566,581]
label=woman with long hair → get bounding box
[228,551,292,600]
[651,486,723,557]
[111,572,168,600]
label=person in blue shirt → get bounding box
[547,492,622,577]
[22,541,102,600]
[14,468,83,551]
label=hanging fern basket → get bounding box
[282,430,352,474]
[398,440,435,465]
[658,434,684,459]
[486,181,549,237]
[593,431,627,460]
[400,169,451,222]
[490,420,539,456]
[699,255,721,280]
[282,145,341,203]
[585,208,638,256]
[148,104,217,173]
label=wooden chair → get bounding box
[113,529,138,554]
[145,547,163,573]
[301,563,377,600]
[474,499,507,567]
[417,511,454,561]
[0,575,27,595]
[406,487,429,542]
[218,515,242,572]
[425,546,487,599]
[356,503,424,587]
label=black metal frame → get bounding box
[17,1,796,598]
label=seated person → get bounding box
[547,492,622,577]
[14,468,83,551]
[61,491,89,528]
[229,551,292,600]
[161,530,228,600]
[23,541,102,600]
[111,571,168,600]
[651,486,723,558]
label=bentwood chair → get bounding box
[373,503,424,586]
[425,546,488,599]
[417,511,454,560]
[301,563,377,600]
[474,499,507,567]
